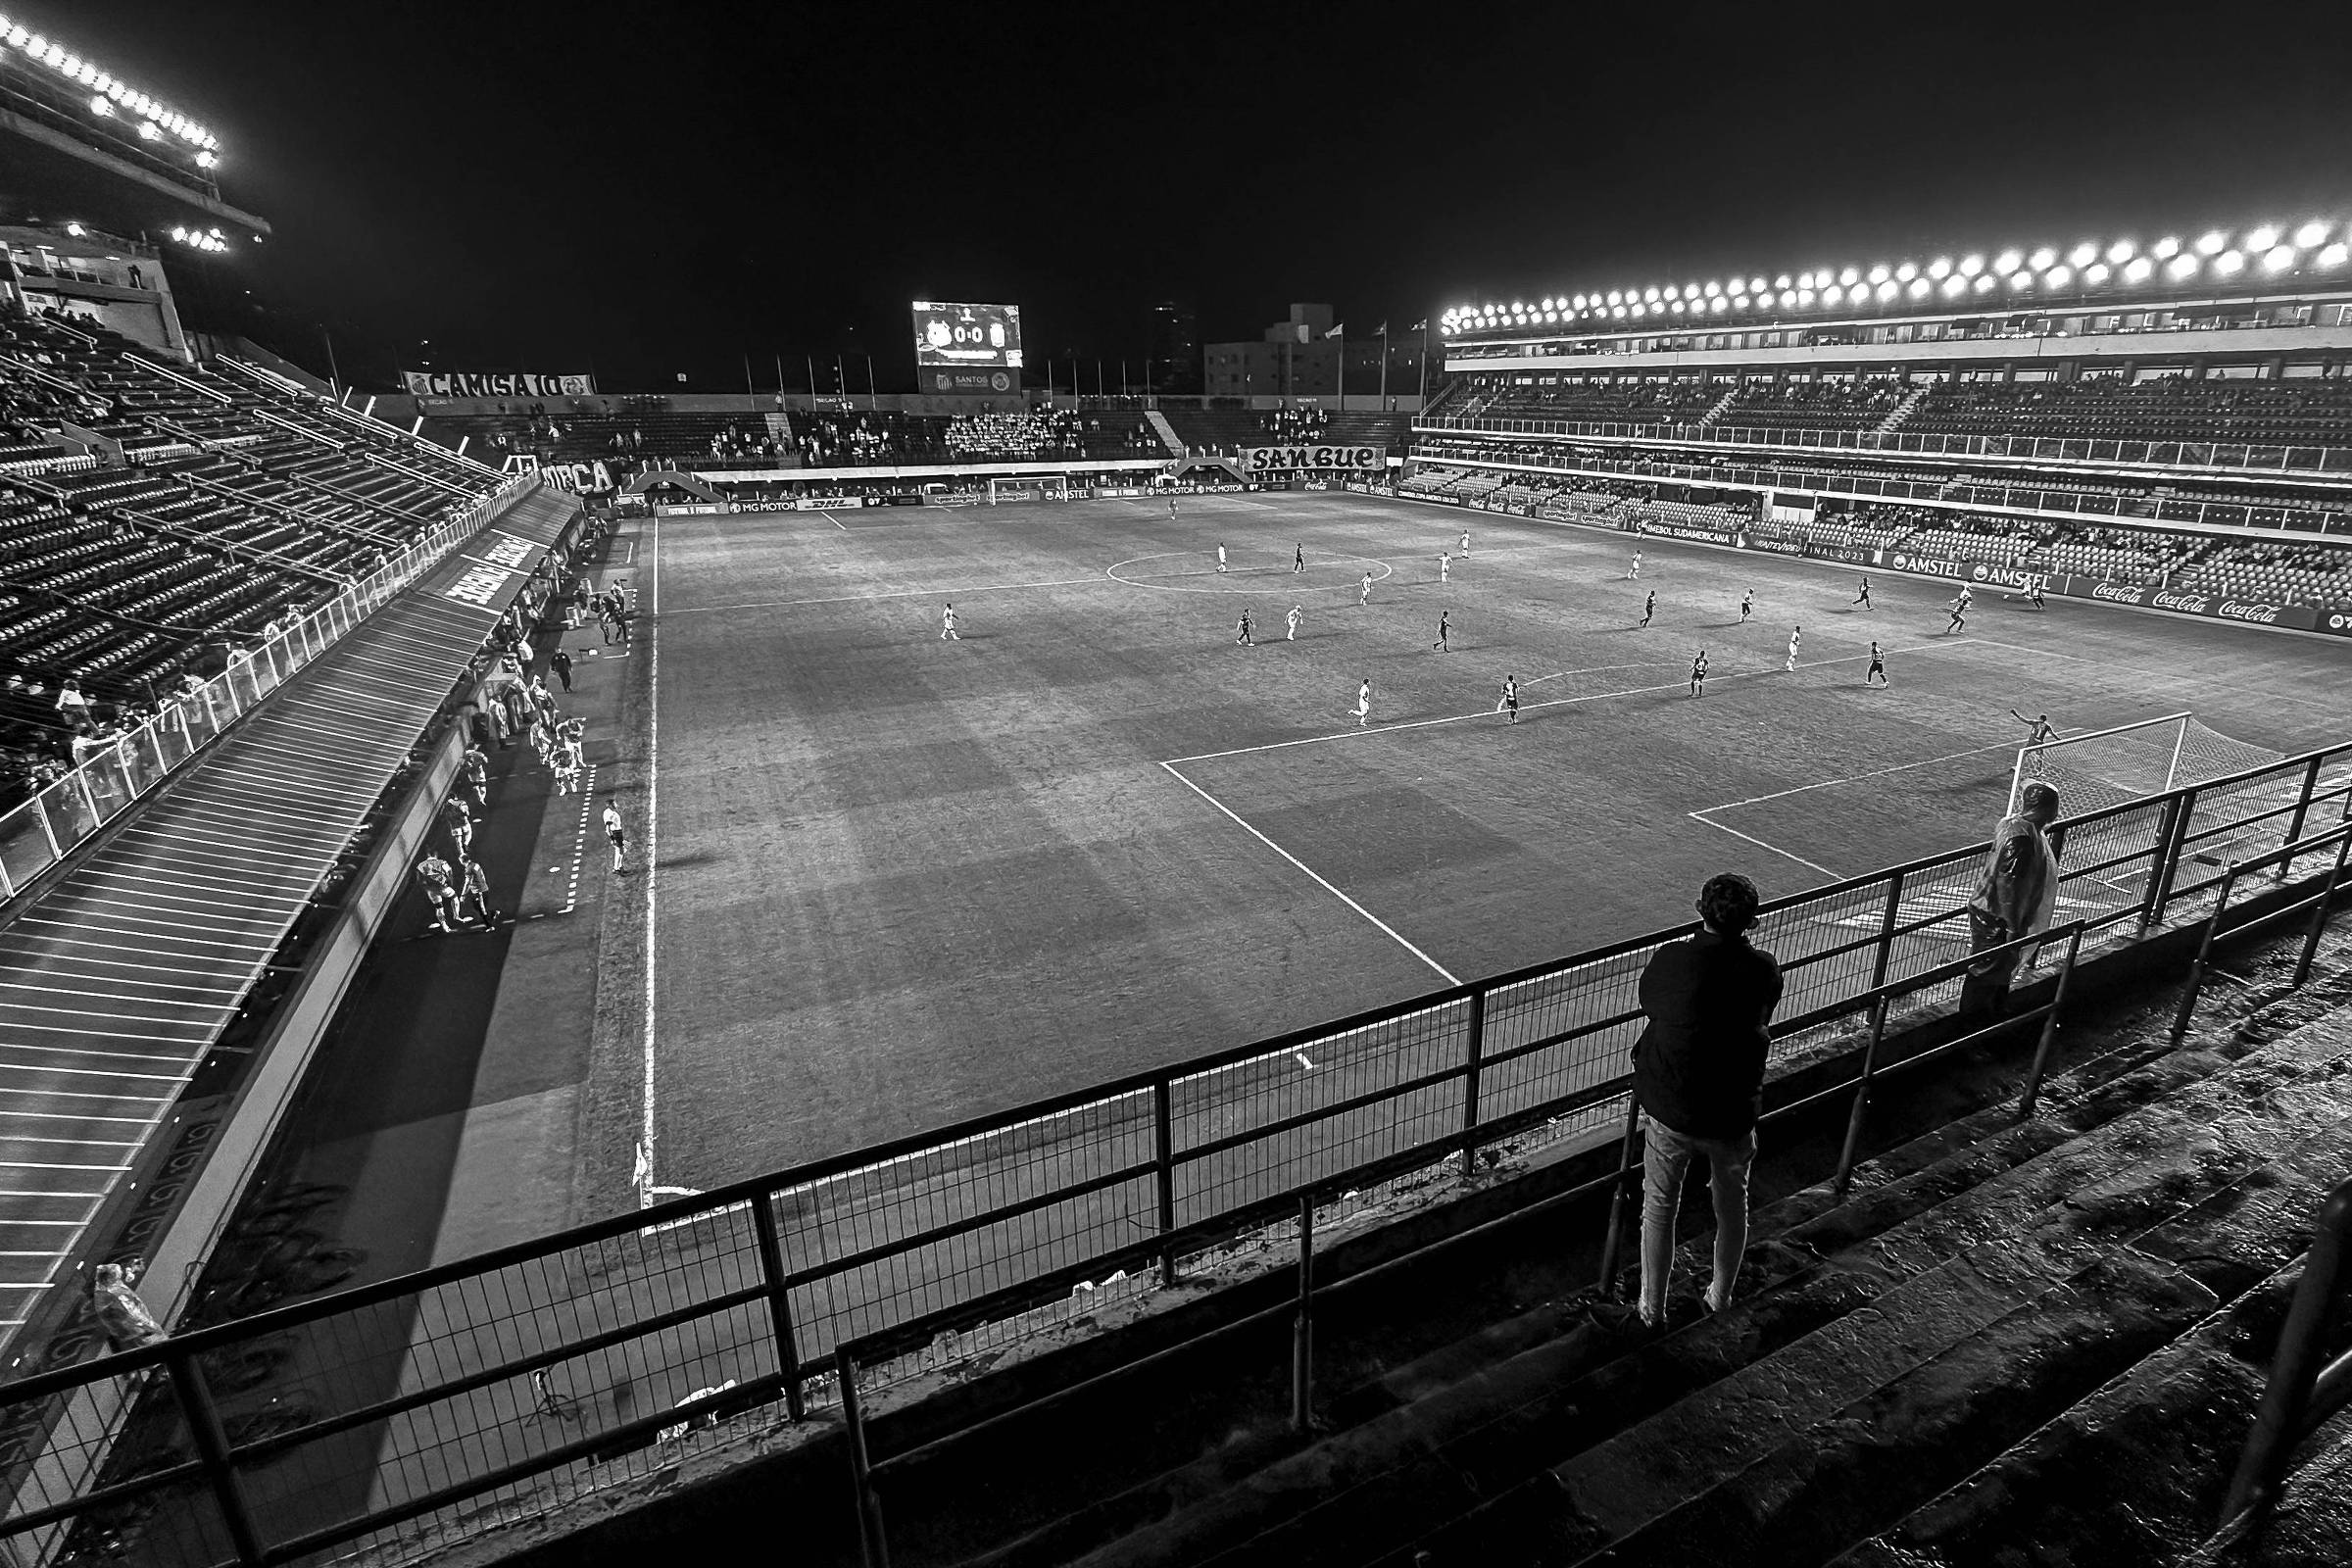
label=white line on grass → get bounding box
[1166,639,1973,768]
[817,510,849,531]
[639,514,662,1206]
[662,575,1103,615]
[1158,760,1460,984]
[1686,812,1842,877]
[1693,738,2023,814]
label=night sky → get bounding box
[24,0,2352,391]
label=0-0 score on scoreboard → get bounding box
[911,301,1023,393]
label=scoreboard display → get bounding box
[911,301,1023,372]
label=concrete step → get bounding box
[1046,996,2352,1568]
[1832,1135,2352,1568]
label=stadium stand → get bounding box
[2170,537,2352,603]
[1903,375,2352,446]
[1717,376,1909,431]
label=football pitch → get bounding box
[635,492,2351,1192]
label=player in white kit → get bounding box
[1786,625,1802,671]
[1354,678,1372,726]
[1630,551,1642,580]
[1286,605,1302,640]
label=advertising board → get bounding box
[403,371,593,398]
[1238,445,1387,475]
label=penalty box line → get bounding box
[1157,760,1461,986]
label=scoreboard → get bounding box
[911,301,1023,393]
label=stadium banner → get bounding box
[2055,578,2321,631]
[2321,605,2352,638]
[402,371,594,398]
[1638,519,1737,545]
[919,367,1020,395]
[1735,532,1811,558]
[1868,548,2056,595]
[1238,445,1388,475]
[540,460,614,494]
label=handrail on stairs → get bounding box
[2219,1174,2352,1529]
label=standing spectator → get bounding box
[90,1261,167,1351]
[416,852,461,932]
[550,648,573,692]
[1959,781,2062,1017]
[1623,872,1783,1328]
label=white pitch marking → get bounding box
[663,575,1103,615]
[1159,760,1459,984]
[640,517,662,1204]
[1685,811,1842,878]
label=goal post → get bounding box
[2010,711,2191,818]
[987,473,1071,504]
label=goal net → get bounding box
[2010,710,2289,820]
[987,474,1071,504]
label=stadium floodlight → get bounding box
[1710,295,1728,313]
[2067,241,2097,268]
[2123,256,2154,282]
[1876,279,1899,301]
[1894,261,1918,282]
[2152,235,2180,259]
[1838,267,1860,286]
[2322,242,2351,270]
[1941,274,1967,297]
[2083,262,2110,284]
[1797,287,1815,305]
[2045,265,2073,287]
[2196,229,2229,256]
[1993,249,2023,273]
[1686,282,1702,299]
[64,221,82,235]
[2167,253,2200,279]
[2264,245,2298,271]
[1643,285,1661,302]
[1544,309,1558,321]
[1704,279,1722,296]
[1776,289,1794,306]
[1957,253,1984,276]
[88,93,109,115]
[1775,273,1792,288]
[137,121,160,139]
[1795,271,1813,289]
[1974,273,1997,292]
[1662,284,1679,300]
[2214,249,2245,274]
[2029,246,2057,269]
[1631,302,1646,318]
[1539,296,1552,312]
[1670,299,1687,314]
[1511,300,1523,312]
[1612,305,1627,318]
[2295,220,2330,248]
[2246,223,2279,251]
[1867,264,1890,284]
[1907,277,1931,298]
[2106,239,2134,264]
[2008,270,2034,289]
[1748,276,1767,293]
[1727,277,1746,296]
[1928,257,1952,278]
[1603,289,1619,305]
[170,225,185,241]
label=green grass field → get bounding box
[639,491,2351,1190]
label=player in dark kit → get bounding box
[1867,641,1887,686]
[1690,649,1709,697]
[1946,596,1968,634]
[1235,611,1254,647]
[1853,577,1873,610]
[1432,611,1451,653]
[1640,590,1656,627]
[1294,543,1305,573]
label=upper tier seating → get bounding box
[1717,379,1906,432]
[1904,376,2352,447]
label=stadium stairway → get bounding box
[1145,411,1188,457]
[1876,383,1933,435]
[916,936,2352,1568]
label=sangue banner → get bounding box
[1239,445,1387,475]
[403,371,595,398]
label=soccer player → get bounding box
[603,804,627,870]
[457,856,495,926]
[1958,583,1975,609]
[1168,495,1178,519]
[1235,611,1254,648]
[1740,588,1753,622]
[1354,677,1373,726]
[1460,527,1472,556]
[1286,604,1302,641]
[1866,641,1887,687]
[2028,581,2047,610]
[461,744,488,807]
[1640,590,1656,628]
[554,740,582,797]
[1359,570,1373,605]
[1945,596,1968,634]
[1785,624,1802,671]
[2011,710,2059,748]
[416,852,460,932]
[1295,543,1305,573]
[1432,610,1451,653]
[941,602,959,640]
[1690,649,1709,697]
[1853,576,1873,610]
[1217,542,1228,573]
[1438,550,1450,583]
[1630,551,1642,580]
[1497,674,1520,724]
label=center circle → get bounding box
[1104,552,1396,595]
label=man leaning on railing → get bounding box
[1960,781,2062,1018]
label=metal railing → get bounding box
[0,473,540,910]
[0,739,2347,1568]
[1415,412,2352,479]
[2220,1176,2352,1529]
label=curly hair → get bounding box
[1698,871,1763,936]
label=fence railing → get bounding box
[1413,412,2352,480]
[2220,1175,2352,1530]
[0,473,540,911]
[1407,436,2352,540]
[2,737,2348,1568]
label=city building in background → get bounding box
[1203,304,1429,408]
[1146,300,1199,394]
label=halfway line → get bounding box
[664,575,1103,614]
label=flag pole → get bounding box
[1378,323,1388,410]
[1335,324,1344,414]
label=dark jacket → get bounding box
[1632,929,1785,1141]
